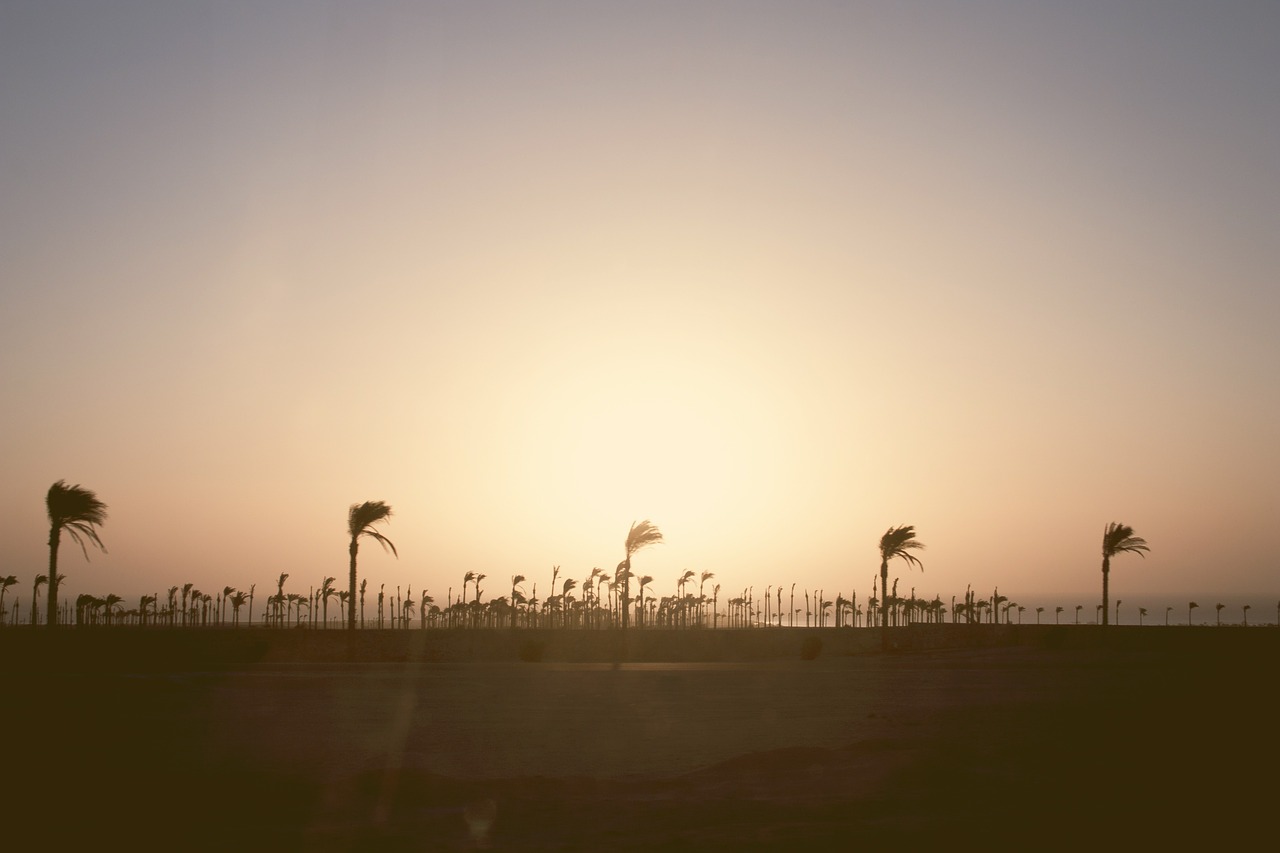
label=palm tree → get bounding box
[1189,601,1199,625]
[510,575,526,629]
[274,574,288,627]
[319,577,337,628]
[699,571,715,628]
[1215,603,1224,626]
[359,579,367,629]
[1075,604,1082,625]
[1115,599,1122,624]
[1035,606,1044,625]
[32,575,50,626]
[1055,606,1064,624]
[1099,522,1149,626]
[1165,606,1173,626]
[1242,604,1251,626]
[621,521,663,630]
[636,575,653,628]
[1138,607,1147,626]
[0,575,17,625]
[229,590,248,626]
[878,525,925,648]
[45,480,108,628]
[347,501,397,630]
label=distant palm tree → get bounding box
[274,574,288,627]
[636,575,653,628]
[621,521,663,630]
[229,590,248,626]
[1055,606,1063,624]
[510,575,526,628]
[1075,605,1082,625]
[878,525,925,649]
[1215,603,1224,626]
[1115,599,1122,624]
[319,577,337,628]
[32,575,50,626]
[1189,601,1199,625]
[1165,606,1172,626]
[0,576,17,625]
[347,501,397,630]
[1099,522,1149,626]
[358,579,367,628]
[699,571,715,627]
[1035,606,1044,625]
[1138,607,1147,626]
[45,481,108,628]
[1242,604,1251,626]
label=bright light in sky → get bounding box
[2,2,1278,616]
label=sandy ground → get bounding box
[4,639,1276,849]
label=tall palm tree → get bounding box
[1188,601,1199,625]
[621,521,663,630]
[1215,603,1224,626]
[347,501,397,630]
[1099,522,1149,626]
[878,525,925,649]
[45,480,108,628]
[0,575,17,625]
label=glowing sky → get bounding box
[2,2,1278,614]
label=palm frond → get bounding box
[625,520,664,556]
[1102,522,1149,558]
[879,525,925,571]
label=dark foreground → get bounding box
[3,626,1276,849]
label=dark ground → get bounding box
[2,626,1276,849]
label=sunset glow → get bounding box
[2,2,1278,616]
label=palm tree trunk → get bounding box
[46,524,61,628]
[1101,557,1110,626]
[879,561,889,649]
[348,538,358,630]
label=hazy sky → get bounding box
[3,1,1278,614]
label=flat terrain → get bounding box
[3,627,1276,849]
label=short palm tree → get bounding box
[229,590,248,626]
[0,575,17,625]
[1242,604,1250,626]
[45,481,108,628]
[878,525,925,648]
[510,575,526,629]
[1055,606,1064,624]
[347,501,397,630]
[1138,607,1147,626]
[1215,602,1224,626]
[32,574,50,626]
[1099,522,1148,626]
[621,521,663,630]
[1188,601,1199,625]
[319,576,337,628]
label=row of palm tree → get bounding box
[28,480,1274,633]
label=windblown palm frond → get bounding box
[625,520,664,557]
[349,501,398,555]
[1101,523,1149,559]
[47,480,108,559]
[879,525,925,571]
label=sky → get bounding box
[2,1,1278,619]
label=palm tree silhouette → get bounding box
[347,501,397,630]
[229,590,248,626]
[1215,603,1224,626]
[1242,604,1250,626]
[1075,604,1082,625]
[0,575,16,625]
[699,571,715,628]
[1055,606,1064,624]
[319,577,337,628]
[31,575,50,626]
[1189,601,1199,625]
[510,575,526,628]
[1099,522,1149,626]
[1035,606,1044,625]
[1115,599,1122,624]
[1139,606,1147,626]
[1165,606,1172,626]
[45,481,108,628]
[878,525,925,649]
[621,521,663,630]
